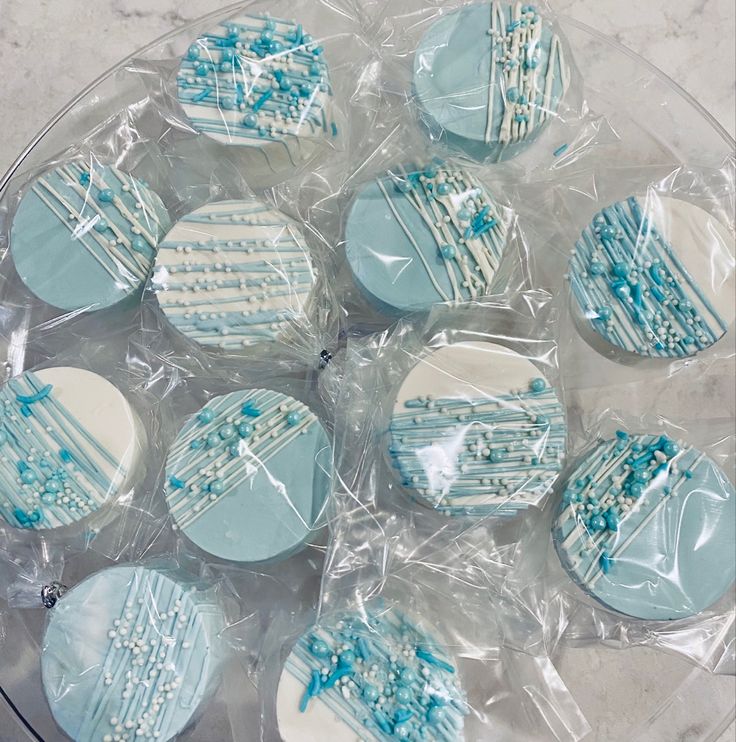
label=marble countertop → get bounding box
[0,0,734,740]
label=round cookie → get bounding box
[567,195,735,359]
[345,164,509,315]
[0,367,145,532]
[151,200,316,350]
[11,162,170,312]
[389,341,565,516]
[413,2,569,162]
[553,432,736,620]
[165,389,331,563]
[41,563,226,742]
[277,608,467,741]
[177,14,334,168]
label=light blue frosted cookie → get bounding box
[345,164,509,315]
[567,195,734,359]
[389,341,565,517]
[277,607,467,741]
[0,366,145,532]
[553,432,736,620]
[165,388,331,563]
[177,14,334,169]
[151,200,316,350]
[413,2,568,162]
[11,162,170,312]
[42,563,226,742]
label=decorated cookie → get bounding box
[553,432,736,620]
[11,162,170,312]
[567,195,734,359]
[165,389,331,562]
[0,367,145,532]
[277,607,467,741]
[413,2,569,162]
[151,200,316,350]
[345,164,509,315]
[42,563,226,742]
[177,14,334,168]
[389,341,565,516]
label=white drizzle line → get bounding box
[375,179,451,302]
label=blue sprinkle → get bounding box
[59,448,73,463]
[241,403,262,417]
[553,143,569,157]
[192,87,212,103]
[331,121,338,137]
[78,172,91,186]
[252,89,273,112]
[600,551,613,574]
[15,384,53,405]
[169,476,186,489]
[20,405,32,417]
[415,648,454,673]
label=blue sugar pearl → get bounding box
[221,47,234,62]
[612,263,629,278]
[589,261,604,276]
[190,440,202,450]
[424,166,438,178]
[220,61,233,73]
[206,434,220,448]
[310,63,321,77]
[261,29,273,42]
[399,668,416,684]
[195,63,208,76]
[363,685,379,702]
[339,650,356,665]
[40,493,56,505]
[187,45,200,60]
[599,224,618,240]
[228,444,240,457]
[684,470,693,479]
[97,189,114,203]
[428,706,446,723]
[589,514,606,531]
[226,25,239,38]
[437,183,450,196]
[238,422,253,437]
[198,409,215,424]
[634,470,649,483]
[615,430,629,441]
[615,284,630,299]
[78,172,90,186]
[395,687,411,704]
[457,208,471,222]
[44,480,60,493]
[131,236,147,253]
[683,335,696,345]
[506,87,519,102]
[662,440,679,457]
[94,218,109,233]
[597,307,611,321]
[440,244,456,260]
[243,113,258,128]
[489,450,506,463]
[279,77,292,90]
[286,411,302,426]
[631,443,643,453]
[529,378,546,393]
[220,95,235,110]
[395,180,412,193]
[209,481,225,495]
[219,424,235,440]
[20,470,37,485]
[270,40,284,54]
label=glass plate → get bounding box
[0,5,733,741]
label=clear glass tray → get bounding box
[0,5,733,741]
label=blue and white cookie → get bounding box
[11,162,170,312]
[389,341,565,516]
[553,432,736,620]
[277,607,467,741]
[42,563,226,742]
[413,2,569,162]
[0,367,145,532]
[150,200,316,350]
[165,389,331,563]
[345,164,509,315]
[567,195,734,359]
[177,14,334,171]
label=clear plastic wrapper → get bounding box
[545,376,735,674]
[310,299,591,740]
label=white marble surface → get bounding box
[0,1,733,741]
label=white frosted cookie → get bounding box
[0,367,145,531]
[389,341,565,516]
[151,200,316,350]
